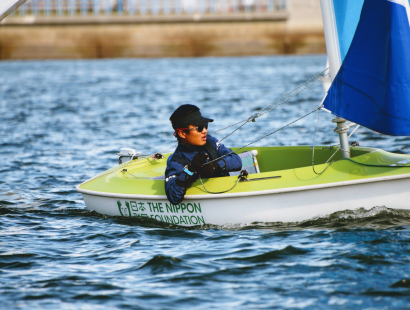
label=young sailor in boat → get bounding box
[165,104,242,205]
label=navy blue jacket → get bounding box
[165,134,242,205]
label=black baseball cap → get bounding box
[170,104,213,130]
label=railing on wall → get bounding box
[12,0,288,16]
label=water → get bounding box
[1,55,410,309]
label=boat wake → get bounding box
[217,206,410,230]
[234,206,410,231]
[2,205,410,231]
[296,206,410,229]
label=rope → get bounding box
[80,68,329,186]
[310,108,364,175]
[348,125,361,138]
[320,124,361,163]
[311,107,340,175]
[258,68,329,115]
[205,107,320,165]
[198,175,242,194]
[123,169,143,179]
[214,119,250,144]
[216,76,328,144]
[258,73,329,118]
[127,68,329,174]
[214,68,329,142]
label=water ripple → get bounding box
[2,56,410,309]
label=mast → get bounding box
[0,0,28,21]
[320,0,350,159]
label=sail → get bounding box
[333,0,365,62]
[323,0,410,136]
[0,0,27,21]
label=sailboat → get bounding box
[4,0,409,226]
[75,0,410,226]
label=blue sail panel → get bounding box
[324,0,410,136]
[333,0,365,62]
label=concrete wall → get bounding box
[287,0,323,32]
[0,2,325,59]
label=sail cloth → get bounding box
[333,0,365,62]
[324,0,410,136]
[0,0,27,21]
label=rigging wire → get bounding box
[311,107,339,175]
[311,107,363,175]
[201,70,331,166]
[210,68,329,137]
[80,68,330,186]
[258,67,329,115]
[348,124,361,138]
[258,72,329,118]
[216,68,330,143]
[204,107,321,166]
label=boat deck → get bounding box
[77,146,410,198]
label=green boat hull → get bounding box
[77,146,410,226]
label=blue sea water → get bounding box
[1,55,410,309]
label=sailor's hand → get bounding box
[198,161,220,178]
[189,153,208,173]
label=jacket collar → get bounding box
[177,141,203,153]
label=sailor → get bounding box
[165,104,242,205]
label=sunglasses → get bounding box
[177,123,208,133]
